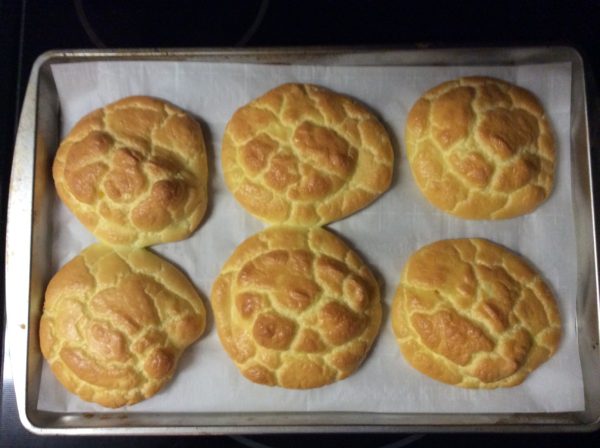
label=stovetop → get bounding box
[1,1,600,446]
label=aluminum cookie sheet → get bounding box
[6,48,599,434]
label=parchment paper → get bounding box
[38,60,584,413]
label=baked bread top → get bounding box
[53,96,208,247]
[222,83,394,226]
[405,77,555,219]
[39,244,206,408]
[211,226,382,388]
[391,238,561,388]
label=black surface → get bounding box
[1,0,600,446]
[0,0,23,429]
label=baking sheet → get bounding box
[37,60,584,414]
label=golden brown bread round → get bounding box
[53,96,208,247]
[222,83,394,226]
[211,226,382,388]
[405,77,555,219]
[391,238,561,388]
[39,244,206,408]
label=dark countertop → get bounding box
[2,0,600,446]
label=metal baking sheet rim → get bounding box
[5,47,599,435]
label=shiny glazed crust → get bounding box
[222,83,394,225]
[53,96,208,247]
[39,244,206,408]
[405,77,555,219]
[391,238,561,388]
[211,226,382,388]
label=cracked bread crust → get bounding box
[53,96,208,247]
[405,77,555,219]
[222,83,394,226]
[39,244,206,408]
[211,226,382,389]
[391,238,561,388]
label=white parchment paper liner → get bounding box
[37,60,583,414]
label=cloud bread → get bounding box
[391,238,561,388]
[39,244,206,408]
[53,96,208,247]
[405,77,555,219]
[222,83,394,226]
[211,226,382,388]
